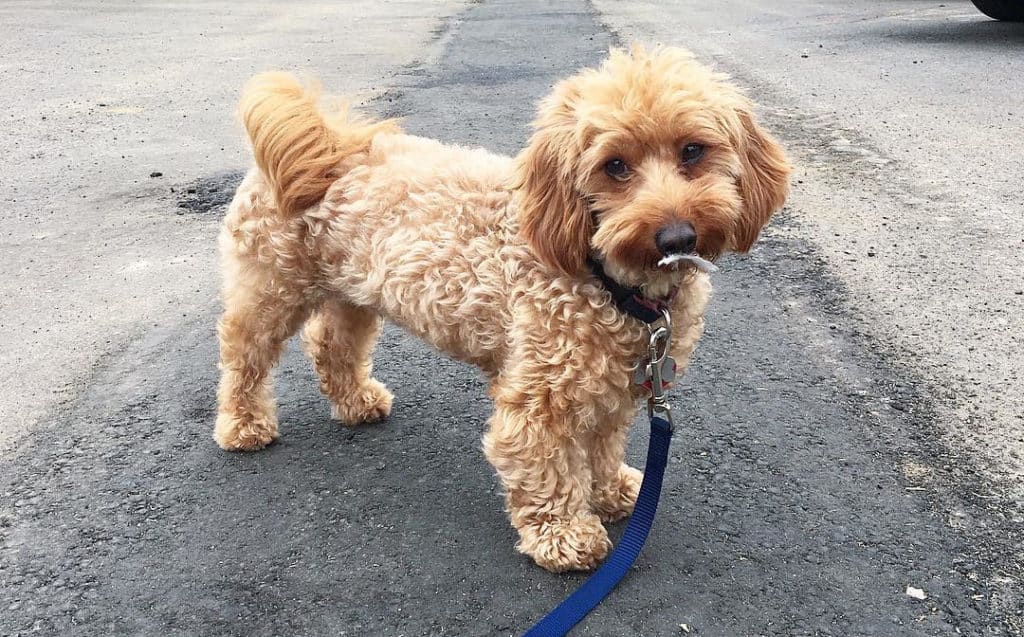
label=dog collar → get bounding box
[586,256,672,324]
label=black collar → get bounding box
[586,256,670,324]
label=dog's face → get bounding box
[515,46,790,293]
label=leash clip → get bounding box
[645,309,674,429]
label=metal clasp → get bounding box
[645,309,674,429]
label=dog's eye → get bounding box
[604,158,630,180]
[680,143,705,166]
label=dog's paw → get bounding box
[214,411,278,451]
[517,514,611,572]
[593,464,643,523]
[330,378,393,425]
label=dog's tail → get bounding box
[239,72,400,217]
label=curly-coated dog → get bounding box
[214,46,790,572]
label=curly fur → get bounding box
[214,46,790,572]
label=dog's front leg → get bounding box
[587,412,643,523]
[483,401,610,572]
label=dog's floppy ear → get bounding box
[731,106,791,252]
[514,89,592,276]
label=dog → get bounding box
[214,46,790,572]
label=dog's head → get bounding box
[514,46,790,292]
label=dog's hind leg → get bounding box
[302,299,393,425]
[214,272,311,451]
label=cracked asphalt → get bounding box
[1,1,1021,635]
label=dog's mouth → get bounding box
[656,252,718,274]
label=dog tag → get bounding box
[660,356,677,384]
[633,361,652,386]
[634,356,677,391]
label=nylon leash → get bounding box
[523,312,676,637]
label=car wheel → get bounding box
[971,0,1024,21]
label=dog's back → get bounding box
[228,73,535,376]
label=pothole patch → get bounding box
[176,170,245,215]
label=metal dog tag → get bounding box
[634,356,677,390]
[633,361,651,386]
[660,356,677,384]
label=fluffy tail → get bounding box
[238,72,400,217]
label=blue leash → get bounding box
[524,313,676,637]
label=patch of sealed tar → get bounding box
[176,169,245,215]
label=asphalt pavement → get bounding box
[1,1,1021,636]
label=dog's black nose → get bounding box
[655,222,698,256]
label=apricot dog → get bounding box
[214,46,789,572]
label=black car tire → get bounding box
[971,0,1024,20]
